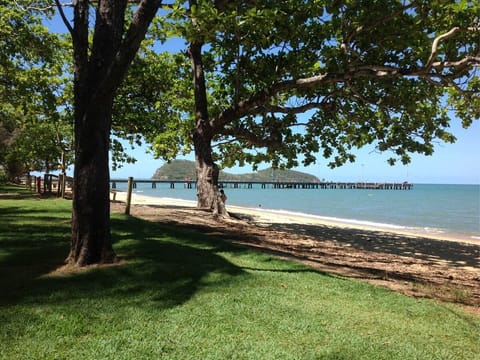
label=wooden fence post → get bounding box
[57,174,62,197]
[125,176,133,215]
[57,173,67,198]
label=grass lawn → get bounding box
[1,184,479,359]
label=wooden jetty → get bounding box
[110,179,413,190]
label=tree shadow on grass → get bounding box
[0,209,245,311]
[0,201,72,304]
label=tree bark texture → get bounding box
[68,97,116,266]
[67,0,161,266]
[188,40,227,216]
[193,129,217,209]
[67,0,122,266]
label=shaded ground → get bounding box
[112,202,480,315]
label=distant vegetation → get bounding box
[152,160,320,182]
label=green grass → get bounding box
[0,182,35,194]
[1,185,479,359]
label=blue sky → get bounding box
[110,117,479,184]
[45,11,480,185]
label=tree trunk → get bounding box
[62,0,161,266]
[188,39,228,216]
[194,132,227,217]
[65,0,119,266]
[67,96,116,266]
[193,129,217,209]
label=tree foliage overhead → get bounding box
[152,0,479,170]
[112,46,193,169]
[0,0,70,179]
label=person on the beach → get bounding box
[220,189,227,204]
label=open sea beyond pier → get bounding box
[114,183,480,241]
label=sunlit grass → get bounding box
[1,185,479,359]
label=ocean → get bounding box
[115,182,480,240]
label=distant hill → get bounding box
[152,160,197,180]
[152,160,320,182]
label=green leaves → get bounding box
[187,0,480,170]
[112,48,193,165]
[84,0,480,174]
[0,2,70,178]
[6,0,477,177]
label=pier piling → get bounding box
[109,179,413,191]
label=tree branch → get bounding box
[431,56,480,70]
[426,26,480,71]
[54,0,74,36]
[13,0,58,11]
[221,126,283,150]
[95,0,162,99]
[257,101,327,115]
[212,24,480,131]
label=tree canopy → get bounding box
[111,46,192,169]
[0,1,70,179]
[151,0,479,170]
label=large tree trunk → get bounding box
[64,0,161,266]
[67,97,116,266]
[65,0,118,266]
[188,39,228,216]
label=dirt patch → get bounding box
[111,202,480,316]
[48,257,129,277]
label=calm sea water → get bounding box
[116,183,480,239]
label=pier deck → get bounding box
[110,179,413,190]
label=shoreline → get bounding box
[112,191,479,245]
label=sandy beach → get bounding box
[111,191,480,313]
[113,191,479,244]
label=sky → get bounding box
[44,10,480,185]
